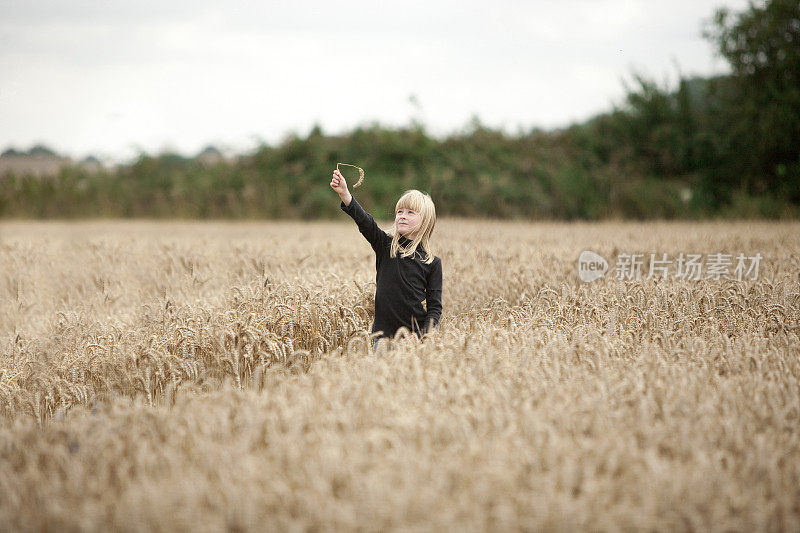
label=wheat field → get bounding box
[1,219,798,531]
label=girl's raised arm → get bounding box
[331,169,389,252]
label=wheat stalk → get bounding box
[337,162,364,188]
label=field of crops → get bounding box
[1,219,799,531]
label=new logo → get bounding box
[578,250,608,282]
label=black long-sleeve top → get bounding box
[341,196,443,339]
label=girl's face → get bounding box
[395,206,421,238]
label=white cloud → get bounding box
[0,0,751,160]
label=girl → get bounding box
[330,168,442,349]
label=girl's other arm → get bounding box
[423,258,443,334]
[330,168,388,252]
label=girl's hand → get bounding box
[331,168,350,195]
[330,169,351,205]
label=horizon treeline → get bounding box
[1,0,798,221]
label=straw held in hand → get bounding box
[336,163,364,188]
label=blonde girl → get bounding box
[330,168,442,347]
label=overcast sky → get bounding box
[0,0,749,162]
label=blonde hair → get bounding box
[388,189,436,264]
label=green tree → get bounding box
[703,0,800,200]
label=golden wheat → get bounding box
[337,162,365,188]
[0,219,798,531]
